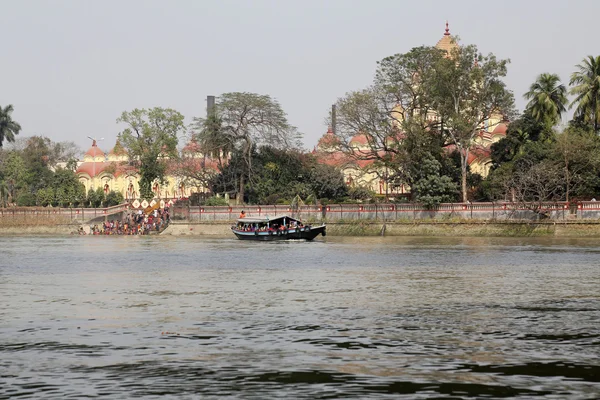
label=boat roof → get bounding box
[237,215,301,223]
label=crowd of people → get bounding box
[78,206,170,235]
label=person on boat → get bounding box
[239,210,246,219]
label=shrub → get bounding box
[105,191,124,207]
[16,193,36,207]
[204,196,229,206]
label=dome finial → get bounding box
[444,21,450,36]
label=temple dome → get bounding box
[435,22,458,55]
[83,141,105,161]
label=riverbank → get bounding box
[4,219,600,237]
[159,220,600,237]
[0,216,80,235]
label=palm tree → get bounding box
[0,104,22,148]
[569,55,600,133]
[524,73,568,129]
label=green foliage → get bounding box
[0,105,22,148]
[53,168,86,207]
[0,180,8,207]
[16,192,35,206]
[204,196,229,206]
[0,151,30,201]
[105,190,124,207]
[117,107,185,200]
[36,187,54,207]
[524,73,568,130]
[87,187,105,208]
[348,185,375,201]
[196,92,301,203]
[210,145,347,204]
[307,162,348,201]
[569,55,600,133]
[412,154,458,208]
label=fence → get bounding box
[0,203,130,223]
[3,201,600,224]
[172,201,598,222]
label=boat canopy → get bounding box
[237,215,301,224]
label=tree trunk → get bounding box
[461,154,468,203]
[238,174,244,205]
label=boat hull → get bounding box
[232,225,326,241]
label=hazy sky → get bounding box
[2,0,599,154]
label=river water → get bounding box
[1,235,599,399]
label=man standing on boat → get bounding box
[239,210,246,219]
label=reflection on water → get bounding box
[1,236,599,399]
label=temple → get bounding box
[75,23,509,202]
[75,138,219,201]
[312,22,509,196]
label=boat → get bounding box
[231,215,326,241]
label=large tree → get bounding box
[524,73,568,130]
[194,92,300,204]
[117,108,185,200]
[431,44,515,202]
[0,105,22,148]
[570,55,600,133]
[334,47,447,195]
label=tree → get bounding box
[507,159,565,217]
[431,43,515,202]
[0,105,22,148]
[105,190,124,207]
[334,47,447,196]
[570,55,600,133]
[117,108,185,200]
[553,127,600,201]
[411,153,458,208]
[22,136,54,192]
[0,180,8,207]
[0,151,30,201]
[189,113,234,168]
[53,167,86,207]
[306,161,348,202]
[87,186,105,208]
[195,92,301,204]
[524,73,568,130]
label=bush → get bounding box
[348,186,375,201]
[204,196,229,206]
[16,193,36,207]
[105,191,124,207]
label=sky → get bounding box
[2,0,599,154]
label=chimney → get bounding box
[207,95,215,117]
[331,104,337,135]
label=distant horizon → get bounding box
[2,0,598,153]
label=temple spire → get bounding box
[444,21,450,36]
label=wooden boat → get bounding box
[231,215,326,241]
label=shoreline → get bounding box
[3,220,600,237]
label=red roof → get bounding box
[84,144,105,159]
[76,162,108,178]
[317,128,342,150]
[349,133,369,145]
[492,123,508,135]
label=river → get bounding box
[1,236,599,399]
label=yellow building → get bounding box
[76,139,216,200]
[314,23,509,196]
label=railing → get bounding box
[3,201,597,223]
[0,202,131,222]
[171,202,580,222]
